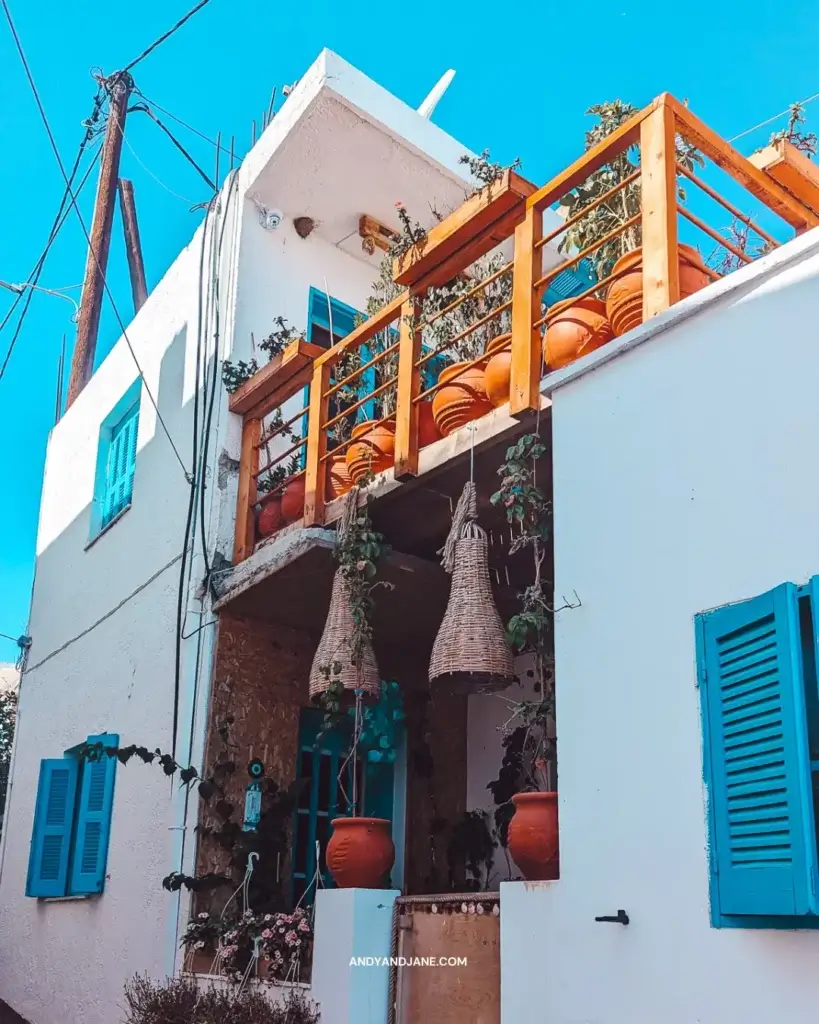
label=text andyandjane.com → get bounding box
[349,957,468,967]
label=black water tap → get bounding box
[594,909,629,925]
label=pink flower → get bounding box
[278,927,286,934]
[298,919,310,932]
[262,929,273,939]
[285,930,298,946]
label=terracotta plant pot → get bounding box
[483,332,512,407]
[418,400,440,448]
[605,243,710,337]
[508,792,559,881]
[280,476,306,524]
[256,496,283,539]
[544,298,613,371]
[327,454,352,501]
[326,817,395,888]
[432,362,493,437]
[346,420,396,485]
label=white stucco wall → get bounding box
[501,231,819,1024]
[0,50,479,1024]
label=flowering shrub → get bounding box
[181,911,222,955]
[259,907,313,983]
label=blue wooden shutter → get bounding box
[68,733,119,895]
[698,583,819,917]
[26,759,80,898]
[102,411,137,526]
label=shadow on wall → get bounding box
[25,325,228,675]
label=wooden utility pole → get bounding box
[66,71,133,408]
[117,178,148,313]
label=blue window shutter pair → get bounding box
[102,410,138,526]
[26,733,119,898]
[698,583,819,917]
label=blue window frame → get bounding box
[26,733,119,898]
[697,580,819,927]
[291,709,397,904]
[91,381,141,536]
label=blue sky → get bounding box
[1,0,818,662]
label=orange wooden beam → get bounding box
[315,292,407,369]
[393,295,423,479]
[233,417,261,563]
[303,361,331,526]
[748,139,819,219]
[665,95,819,230]
[640,99,680,319]
[393,170,537,288]
[229,339,324,418]
[509,205,543,415]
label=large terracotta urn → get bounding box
[508,792,559,881]
[418,400,440,448]
[605,243,710,337]
[256,496,283,539]
[483,332,512,407]
[432,363,493,437]
[327,453,352,501]
[280,476,306,524]
[326,817,395,888]
[543,298,613,370]
[346,420,396,485]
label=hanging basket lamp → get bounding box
[309,489,381,705]
[429,482,515,694]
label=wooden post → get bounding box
[393,296,423,479]
[233,417,261,563]
[640,100,680,320]
[67,72,133,408]
[304,361,331,526]
[117,179,148,313]
[509,205,543,416]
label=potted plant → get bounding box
[555,100,708,344]
[181,910,224,974]
[488,433,560,881]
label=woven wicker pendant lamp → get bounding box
[429,481,515,694]
[309,491,381,705]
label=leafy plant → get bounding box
[459,149,521,198]
[181,911,224,955]
[0,686,17,822]
[557,100,704,279]
[123,974,320,1024]
[488,434,556,816]
[446,810,497,891]
[770,102,817,156]
[259,317,306,359]
[222,359,259,393]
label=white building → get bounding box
[4,46,819,1024]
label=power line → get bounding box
[131,104,216,190]
[729,90,819,145]
[120,130,198,206]
[134,88,234,159]
[123,0,213,73]
[1,0,192,481]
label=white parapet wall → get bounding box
[500,230,819,1024]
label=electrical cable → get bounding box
[729,90,819,144]
[123,0,213,74]
[132,87,234,159]
[131,103,216,191]
[0,5,192,479]
[119,130,198,206]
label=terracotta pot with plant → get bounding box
[345,420,396,484]
[280,475,306,524]
[432,364,493,436]
[543,297,613,370]
[488,433,561,882]
[326,816,395,888]
[483,332,513,407]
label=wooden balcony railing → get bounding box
[232,93,819,564]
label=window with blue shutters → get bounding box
[90,381,141,538]
[697,581,819,926]
[26,733,118,898]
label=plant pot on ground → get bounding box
[280,475,306,524]
[508,792,559,881]
[327,453,353,501]
[326,816,395,888]
[543,297,613,370]
[605,243,710,337]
